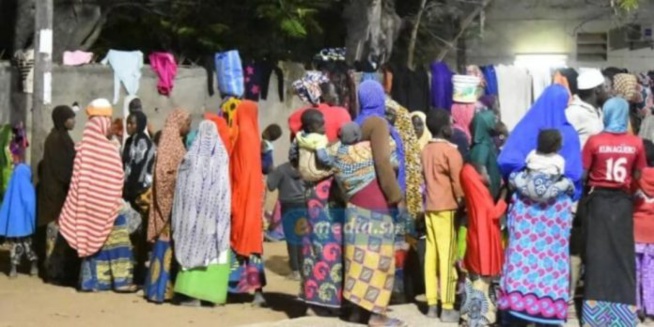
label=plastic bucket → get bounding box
[452,75,481,103]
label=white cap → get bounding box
[577,69,605,90]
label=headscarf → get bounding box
[410,111,431,150]
[498,84,582,198]
[0,164,35,237]
[356,81,406,192]
[614,73,640,102]
[452,103,476,141]
[387,99,424,216]
[220,97,241,127]
[230,100,264,256]
[603,97,629,134]
[172,120,231,269]
[148,109,190,241]
[37,106,76,226]
[470,110,501,198]
[59,116,124,257]
[288,104,352,142]
[123,111,155,204]
[293,71,330,105]
[205,113,233,154]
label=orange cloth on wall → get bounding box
[460,164,506,276]
[230,100,264,256]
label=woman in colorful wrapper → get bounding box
[58,99,137,292]
[145,108,191,303]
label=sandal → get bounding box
[115,285,139,293]
[368,317,408,327]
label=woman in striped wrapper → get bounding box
[58,98,137,292]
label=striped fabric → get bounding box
[59,116,124,257]
[15,50,34,93]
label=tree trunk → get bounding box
[437,0,492,61]
[407,0,428,70]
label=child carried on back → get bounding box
[289,109,397,196]
[509,129,574,202]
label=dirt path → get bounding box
[0,242,306,327]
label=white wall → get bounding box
[467,0,654,71]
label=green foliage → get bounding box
[617,0,640,10]
[94,0,341,63]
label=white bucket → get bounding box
[452,75,481,103]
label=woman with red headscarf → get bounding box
[288,72,351,314]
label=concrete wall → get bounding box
[0,61,309,170]
[467,0,654,70]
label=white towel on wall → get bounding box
[496,65,532,131]
[528,67,553,101]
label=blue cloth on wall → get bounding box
[101,50,144,104]
[497,85,583,200]
[0,164,36,237]
[482,66,498,96]
[215,50,245,98]
[430,62,453,111]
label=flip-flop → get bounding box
[369,318,408,327]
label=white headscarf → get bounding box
[172,120,231,269]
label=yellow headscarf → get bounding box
[410,111,431,150]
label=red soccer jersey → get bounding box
[582,132,646,190]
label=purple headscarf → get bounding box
[355,80,406,192]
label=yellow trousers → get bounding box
[425,211,458,309]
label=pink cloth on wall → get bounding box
[149,52,178,96]
[63,51,93,66]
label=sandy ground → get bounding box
[0,242,307,327]
[0,240,587,327]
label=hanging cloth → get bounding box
[528,67,553,102]
[215,50,244,98]
[149,52,177,96]
[481,66,498,96]
[63,51,93,66]
[258,60,284,101]
[496,65,532,131]
[101,50,144,104]
[430,61,454,111]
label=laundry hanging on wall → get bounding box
[481,66,498,96]
[430,61,454,111]
[215,50,244,98]
[149,52,178,96]
[242,59,285,102]
[63,51,93,66]
[527,67,553,102]
[390,64,430,113]
[15,49,34,94]
[101,50,144,104]
[495,65,532,131]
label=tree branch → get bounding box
[436,0,492,61]
[407,0,428,70]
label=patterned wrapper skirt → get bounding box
[228,250,266,294]
[300,178,343,309]
[498,195,572,325]
[637,243,654,317]
[343,204,395,314]
[461,276,497,327]
[144,226,177,303]
[80,215,134,291]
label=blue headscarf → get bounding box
[0,164,35,237]
[498,84,583,199]
[356,80,407,192]
[603,97,629,134]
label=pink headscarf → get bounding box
[452,103,476,141]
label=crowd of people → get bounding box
[0,66,653,327]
